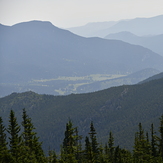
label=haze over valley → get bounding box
[1,16,163,97]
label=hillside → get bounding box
[76,68,160,93]
[139,72,163,84]
[105,32,163,56]
[1,77,163,153]
[1,20,163,97]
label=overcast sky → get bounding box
[0,0,163,28]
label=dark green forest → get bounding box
[0,77,163,154]
[0,78,163,152]
[1,109,163,162]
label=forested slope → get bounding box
[0,77,163,152]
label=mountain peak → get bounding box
[11,20,59,30]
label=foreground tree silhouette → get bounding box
[22,108,46,163]
[61,120,81,163]
[0,109,47,163]
[47,150,58,163]
[89,122,99,155]
[0,117,12,162]
[0,117,7,152]
[3,109,163,162]
[133,123,153,162]
[151,123,157,158]
[84,122,99,163]
[7,110,22,162]
[84,136,93,162]
[108,131,114,162]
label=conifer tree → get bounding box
[108,131,114,162]
[62,120,74,154]
[98,144,105,163]
[7,110,22,162]
[121,148,133,163]
[21,108,46,163]
[84,136,93,162]
[74,127,83,162]
[48,150,58,163]
[114,146,121,163]
[158,115,163,159]
[0,117,12,162]
[151,123,157,157]
[0,117,7,150]
[133,123,152,162]
[61,120,78,163]
[104,143,109,161]
[89,121,99,162]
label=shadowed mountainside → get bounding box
[1,76,163,152]
[1,20,163,84]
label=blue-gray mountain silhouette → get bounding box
[68,15,163,37]
[1,20,163,83]
[105,31,163,56]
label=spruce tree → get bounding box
[108,131,114,162]
[158,115,163,159]
[104,143,109,161]
[7,110,22,162]
[0,117,7,150]
[84,136,93,162]
[48,150,58,163]
[62,120,75,154]
[98,144,105,163]
[0,117,12,162]
[21,108,46,163]
[114,146,121,163]
[74,127,83,162]
[151,123,157,157]
[133,123,152,162]
[89,121,99,162]
[61,120,78,163]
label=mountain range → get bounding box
[67,21,118,37]
[1,20,163,97]
[105,31,163,56]
[68,15,163,37]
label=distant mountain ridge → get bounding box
[105,31,163,56]
[68,15,163,37]
[67,21,118,37]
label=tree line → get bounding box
[1,109,163,162]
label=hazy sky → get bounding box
[0,0,163,28]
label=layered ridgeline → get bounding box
[1,20,163,97]
[68,15,163,37]
[105,32,163,56]
[0,74,163,153]
[75,68,160,93]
